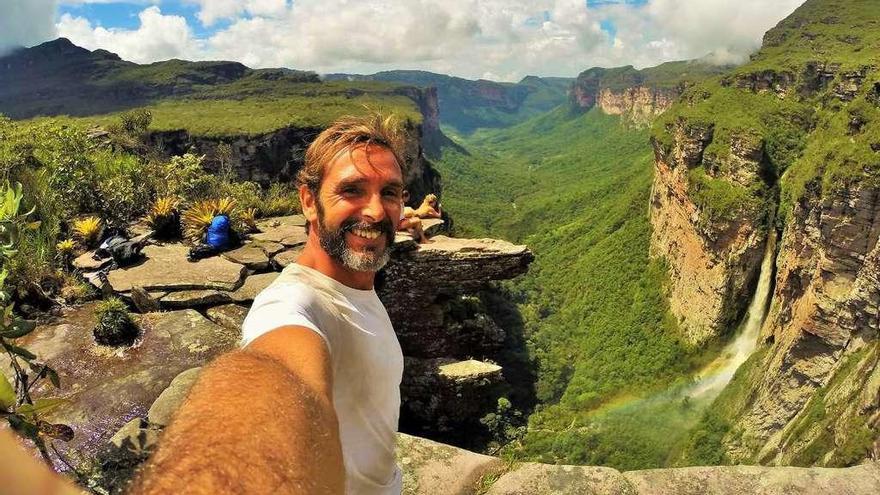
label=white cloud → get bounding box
[56,5,202,63]
[0,0,58,54]
[35,0,806,80]
[185,0,289,26]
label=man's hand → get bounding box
[130,327,343,494]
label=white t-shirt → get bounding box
[241,263,404,495]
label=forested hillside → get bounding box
[435,106,713,469]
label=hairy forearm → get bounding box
[0,429,84,495]
[129,351,344,494]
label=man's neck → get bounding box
[296,237,375,290]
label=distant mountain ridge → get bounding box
[0,38,320,119]
[324,70,573,134]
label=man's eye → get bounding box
[341,187,361,196]
[383,190,401,198]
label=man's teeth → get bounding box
[352,228,381,239]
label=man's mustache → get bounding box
[341,218,396,240]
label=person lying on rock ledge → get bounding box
[396,191,432,244]
[130,114,409,494]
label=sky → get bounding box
[1,0,806,81]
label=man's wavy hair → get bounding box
[297,113,407,195]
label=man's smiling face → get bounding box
[311,144,404,273]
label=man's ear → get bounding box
[299,185,318,226]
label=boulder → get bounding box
[221,244,270,271]
[205,304,249,330]
[397,433,502,495]
[106,244,246,292]
[401,358,504,435]
[486,463,635,495]
[148,367,202,427]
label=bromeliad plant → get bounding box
[146,196,181,240]
[72,216,102,248]
[1,183,72,464]
[181,197,238,242]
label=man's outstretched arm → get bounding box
[130,327,343,494]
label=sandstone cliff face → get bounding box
[147,87,443,205]
[571,82,677,126]
[724,182,880,465]
[652,0,880,465]
[568,61,726,126]
[649,121,769,346]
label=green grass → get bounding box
[67,93,421,137]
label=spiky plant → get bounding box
[238,207,258,234]
[146,196,180,239]
[72,216,102,248]
[55,238,76,255]
[182,199,218,242]
[93,297,138,346]
[215,197,237,216]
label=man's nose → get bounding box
[361,192,386,223]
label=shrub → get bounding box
[72,216,102,248]
[261,183,301,217]
[93,297,138,346]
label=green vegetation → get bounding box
[1,183,71,463]
[93,297,138,346]
[576,60,729,93]
[435,107,709,468]
[673,346,770,466]
[0,115,299,305]
[653,0,880,230]
[51,91,420,138]
[327,70,572,134]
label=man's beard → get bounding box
[315,200,395,272]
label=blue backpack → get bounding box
[205,215,230,249]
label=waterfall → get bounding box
[687,229,778,399]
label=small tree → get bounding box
[0,183,72,464]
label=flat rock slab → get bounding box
[148,367,202,427]
[487,463,635,495]
[397,433,502,495]
[273,246,304,268]
[160,289,231,308]
[417,236,529,257]
[256,214,306,229]
[252,216,307,246]
[251,240,286,257]
[205,304,249,330]
[221,244,270,270]
[623,463,880,495]
[230,272,279,302]
[73,251,111,271]
[438,359,502,382]
[9,305,240,471]
[106,244,246,292]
